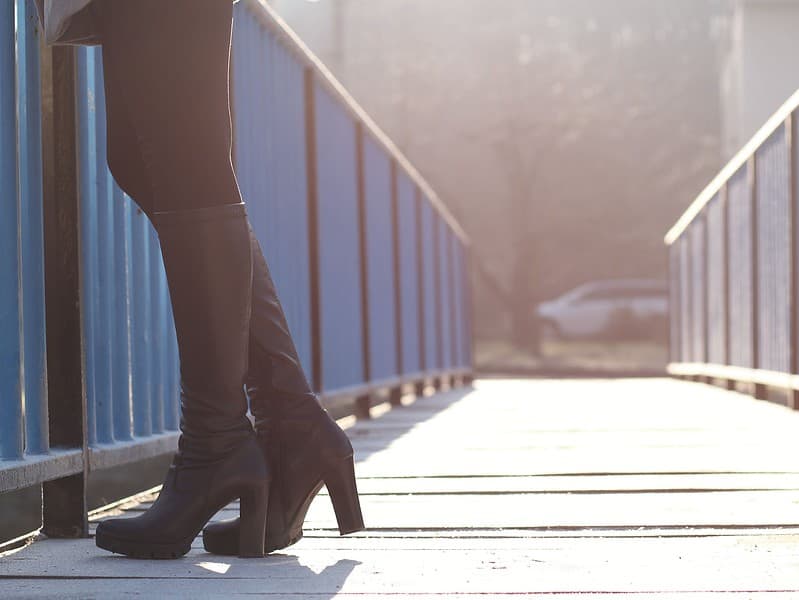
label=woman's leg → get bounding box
[94,0,269,559]
[98,0,312,448]
[98,0,252,459]
[97,0,240,212]
[96,0,362,556]
[101,45,154,215]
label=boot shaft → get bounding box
[153,202,254,458]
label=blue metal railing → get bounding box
[0,0,473,540]
[313,81,365,393]
[362,135,398,385]
[397,171,423,377]
[74,47,181,449]
[666,89,799,408]
[232,10,315,381]
[0,0,49,462]
[421,200,438,372]
[233,0,472,401]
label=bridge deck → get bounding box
[2,378,799,598]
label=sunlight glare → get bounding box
[196,562,231,575]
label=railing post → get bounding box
[750,155,767,400]
[40,45,89,538]
[354,122,372,419]
[788,111,799,410]
[389,160,404,407]
[303,66,323,395]
[414,187,427,397]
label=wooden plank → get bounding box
[296,490,799,529]
[1,535,798,595]
[2,378,798,597]
[310,473,799,495]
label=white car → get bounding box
[536,279,668,340]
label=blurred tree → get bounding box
[269,0,730,349]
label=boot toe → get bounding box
[96,517,138,540]
[96,517,192,559]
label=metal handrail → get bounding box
[242,0,470,246]
[665,86,799,410]
[665,89,799,246]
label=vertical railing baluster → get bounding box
[167,297,180,431]
[463,242,476,383]
[415,187,427,397]
[681,235,692,373]
[667,245,675,367]
[674,242,681,367]
[93,53,114,445]
[701,213,710,383]
[76,48,98,447]
[750,154,767,400]
[131,217,152,437]
[685,231,693,376]
[675,245,681,366]
[112,192,133,440]
[722,184,735,390]
[41,45,89,538]
[448,229,458,384]
[355,122,372,418]
[18,0,48,455]
[389,159,404,406]
[431,213,439,386]
[452,237,462,374]
[149,228,165,434]
[0,0,23,461]
[433,213,443,390]
[788,111,799,410]
[303,67,323,394]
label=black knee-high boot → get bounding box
[201,229,364,555]
[95,203,271,559]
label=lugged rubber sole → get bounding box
[95,529,192,560]
[202,509,306,555]
[267,531,303,554]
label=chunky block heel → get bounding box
[323,456,364,536]
[202,398,363,556]
[238,480,270,558]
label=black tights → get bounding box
[94,0,240,215]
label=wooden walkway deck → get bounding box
[2,378,799,598]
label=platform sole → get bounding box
[95,529,192,560]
